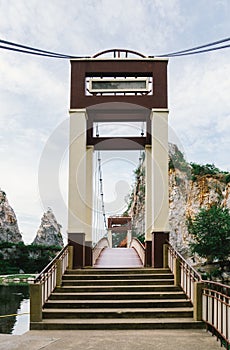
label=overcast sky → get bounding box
[0,0,229,243]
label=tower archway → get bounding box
[68,49,169,268]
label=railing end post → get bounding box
[56,259,62,287]
[68,245,74,270]
[173,256,181,286]
[193,281,204,321]
[163,243,169,268]
[30,283,42,323]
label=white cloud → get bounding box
[0,0,229,241]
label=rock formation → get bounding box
[33,208,64,247]
[0,190,23,243]
[128,144,230,252]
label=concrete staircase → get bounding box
[30,268,204,330]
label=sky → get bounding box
[0,0,229,243]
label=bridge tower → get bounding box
[68,49,169,268]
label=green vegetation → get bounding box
[169,145,230,183]
[0,242,62,275]
[136,232,145,244]
[187,205,230,273]
[189,162,230,183]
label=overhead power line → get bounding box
[0,36,229,59]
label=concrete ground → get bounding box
[0,329,222,350]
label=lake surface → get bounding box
[0,285,30,334]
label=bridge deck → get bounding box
[94,248,143,268]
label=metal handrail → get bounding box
[33,244,69,306]
[167,242,229,349]
[35,244,68,283]
[92,237,110,265]
[168,242,202,281]
[130,237,145,266]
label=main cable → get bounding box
[155,36,230,57]
[0,36,229,59]
[0,38,89,59]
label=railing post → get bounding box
[56,259,62,288]
[163,243,169,268]
[173,256,181,286]
[30,283,42,323]
[68,245,74,270]
[193,281,204,321]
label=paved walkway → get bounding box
[0,329,222,350]
[94,248,143,268]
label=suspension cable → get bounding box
[155,37,230,57]
[0,37,229,59]
[96,124,107,232]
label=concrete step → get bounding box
[65,268,171,275]
[30,317,204,330]
[44,299,192,309]
[61,279,175,286]
[50,291,187,300]
[42,307,193,319]
[55,285,181,293]
[62,273,174,280]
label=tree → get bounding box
[187,205,230,264]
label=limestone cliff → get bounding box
[0,190,23,243]
[128,144,230,252]
[33,208,64,247]
[169,168,230,250]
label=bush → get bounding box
[190,163,221,178]
[0,242,61,274]
[225,174,230,184]
[187,205,230,264]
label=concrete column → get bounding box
[68,109,87,267]
[127,230,132,247]
[151,109,169,267]
[145,145,153,240]
[85,145,94,266]
[108,229,112,248]
[68,109,87,233]
[194,282,204,321]
[151,109,169,232]
[30,284,42,323]
[145,145,153,267]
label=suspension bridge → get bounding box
[28,50,229,349]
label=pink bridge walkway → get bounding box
[94,248,143,268]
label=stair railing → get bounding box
[30,244,73,323]
[165,242,230,349]
[92,237,110,265]
[130,238,145,266]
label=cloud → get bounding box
[0,0,230,242]
[169,50,230,169]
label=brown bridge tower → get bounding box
[68,49,169,268]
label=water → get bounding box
[0,285,30,334]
